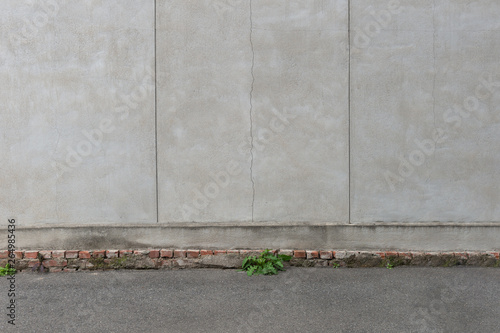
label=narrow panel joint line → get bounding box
[154,0,159,223]
[249,0,255,222]
[348,0,351,224]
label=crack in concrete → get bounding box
[249,0,255,222]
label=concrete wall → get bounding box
[157,0,349,222]
[1,1,499,250]
[351,0,500,223]
[1,0,156,226]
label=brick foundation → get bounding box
[1,249,499,273]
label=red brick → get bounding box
[28,260,40,267]
[239,250,251,255]
[320,251,333,260]
[65,250,79,259]
[0,250,9,259]
[93,250,106,258]
[39,251,52,259]
[187,250,200,258]
[174,250,187,258]
[226,250,239,255]
[106,250,119,258]
[213,250,226,255]
[454,252,468,259]
[45,260,67,267]
[25,251,39,259]
[488,252,500,260]
[160,249,173,258]
[200,250,213,256]
[119,250,133,257]
[306,250,319,259]
[52,250,65,258]
[385,251,398,257]
[398,252,412,259]
[14,251,23,259]
[294,250,306,258]
[149,250,160,258]
[79,251,91,259]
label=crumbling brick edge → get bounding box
[1,249,499,273]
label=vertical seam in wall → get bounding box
[348,0,351,224]
[154,0,159,223]
[249,0,255,222]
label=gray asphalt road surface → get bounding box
[1,267,499,333]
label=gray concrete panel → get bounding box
[3,222,500,251]
[0,0,156,225]
[251,0,349,222]
[156,0,254,222]
[351,0,500,222]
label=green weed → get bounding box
[239,249,292,276]
[0,263,16,276]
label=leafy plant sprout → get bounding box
[0,263,16,276]
[239,249,292,276]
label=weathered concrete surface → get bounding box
[157,0,349,223]
[2,1,500,251]
[350,0,500,222]
[2,222,500,251]
[0,0,156,225]
[156,0,253,222]
[251,0,349,222]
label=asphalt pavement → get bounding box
[1,267,499,333]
